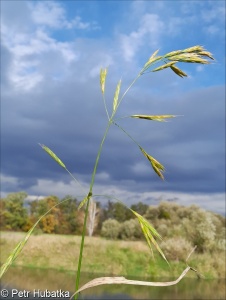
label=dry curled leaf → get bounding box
[71,267,194,298]
[70,246,199,298]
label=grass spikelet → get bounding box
[142,45,214,75]
[140,147,164,179]
[165,46,203,58]
[152,61,177,72]
[100,68,107,94]
[113,79,121,112]
[131,209,168,264]
[184,45,205,53]
[168,54,210,64]
[78,196,88,210]
[39,144,66,169]
[144,49,160,68]
[78,192,92,210]
[149,49,160,61]
[170,65,187,78]
[198,51,214,60]
[164,49,184,58]
[131,115,176,122]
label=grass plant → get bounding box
[1,232,224,279]
[0,46,214,298]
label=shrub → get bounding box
[101,219,120,240]
[182,209,216,252]
[144,206,159,222]
[216,239,226,251]
[156,223,169,238]
[119,219,142,240]
[160,237,193,262]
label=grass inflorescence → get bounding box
[1,45,215,298]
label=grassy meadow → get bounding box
[1,231,225,280]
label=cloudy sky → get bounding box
[1,1,225,214]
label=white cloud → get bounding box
[2,172,224,214]
[25,195,45,202]
[20,176,226,215]
[11,69,43,91]
[131,162,150,175]
[120,14,164,62]
[1,26,78,90]
[201,4,225,23]
[30,1,97,30]
[206,25,220,35]
[10,29,77,62]
[0,174,19,185]
[95,172,111,181]
[70,16,91,30]
[0,174,20,198]
[30,1,67,28]
[166,17,190,36]
[196,65,204,72]
[181,2,225,37]
[1,1,224,216]
[89,55,114,78]
[1,1,99,90]
[29,178,88,200]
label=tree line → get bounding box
[0,192,147,235]
[0,192,225,254]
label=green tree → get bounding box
[1,192,28,231]
[0,199,6,229]
[182,209,217,252]
[119,219,142,240]
[101,219,120,240]
[55,195,80,234]
[144,205,159,223]
[103,201,132,222]
[130,202,148,216]
[29,195,60,233]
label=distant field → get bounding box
[0,231,225,279]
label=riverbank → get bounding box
[1,231,225,279]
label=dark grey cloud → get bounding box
[1,68,225,196]
[1,1,225,216]
[1,44,13,89]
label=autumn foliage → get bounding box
[0,192,225,255]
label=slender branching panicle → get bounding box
[1,45,214,299]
